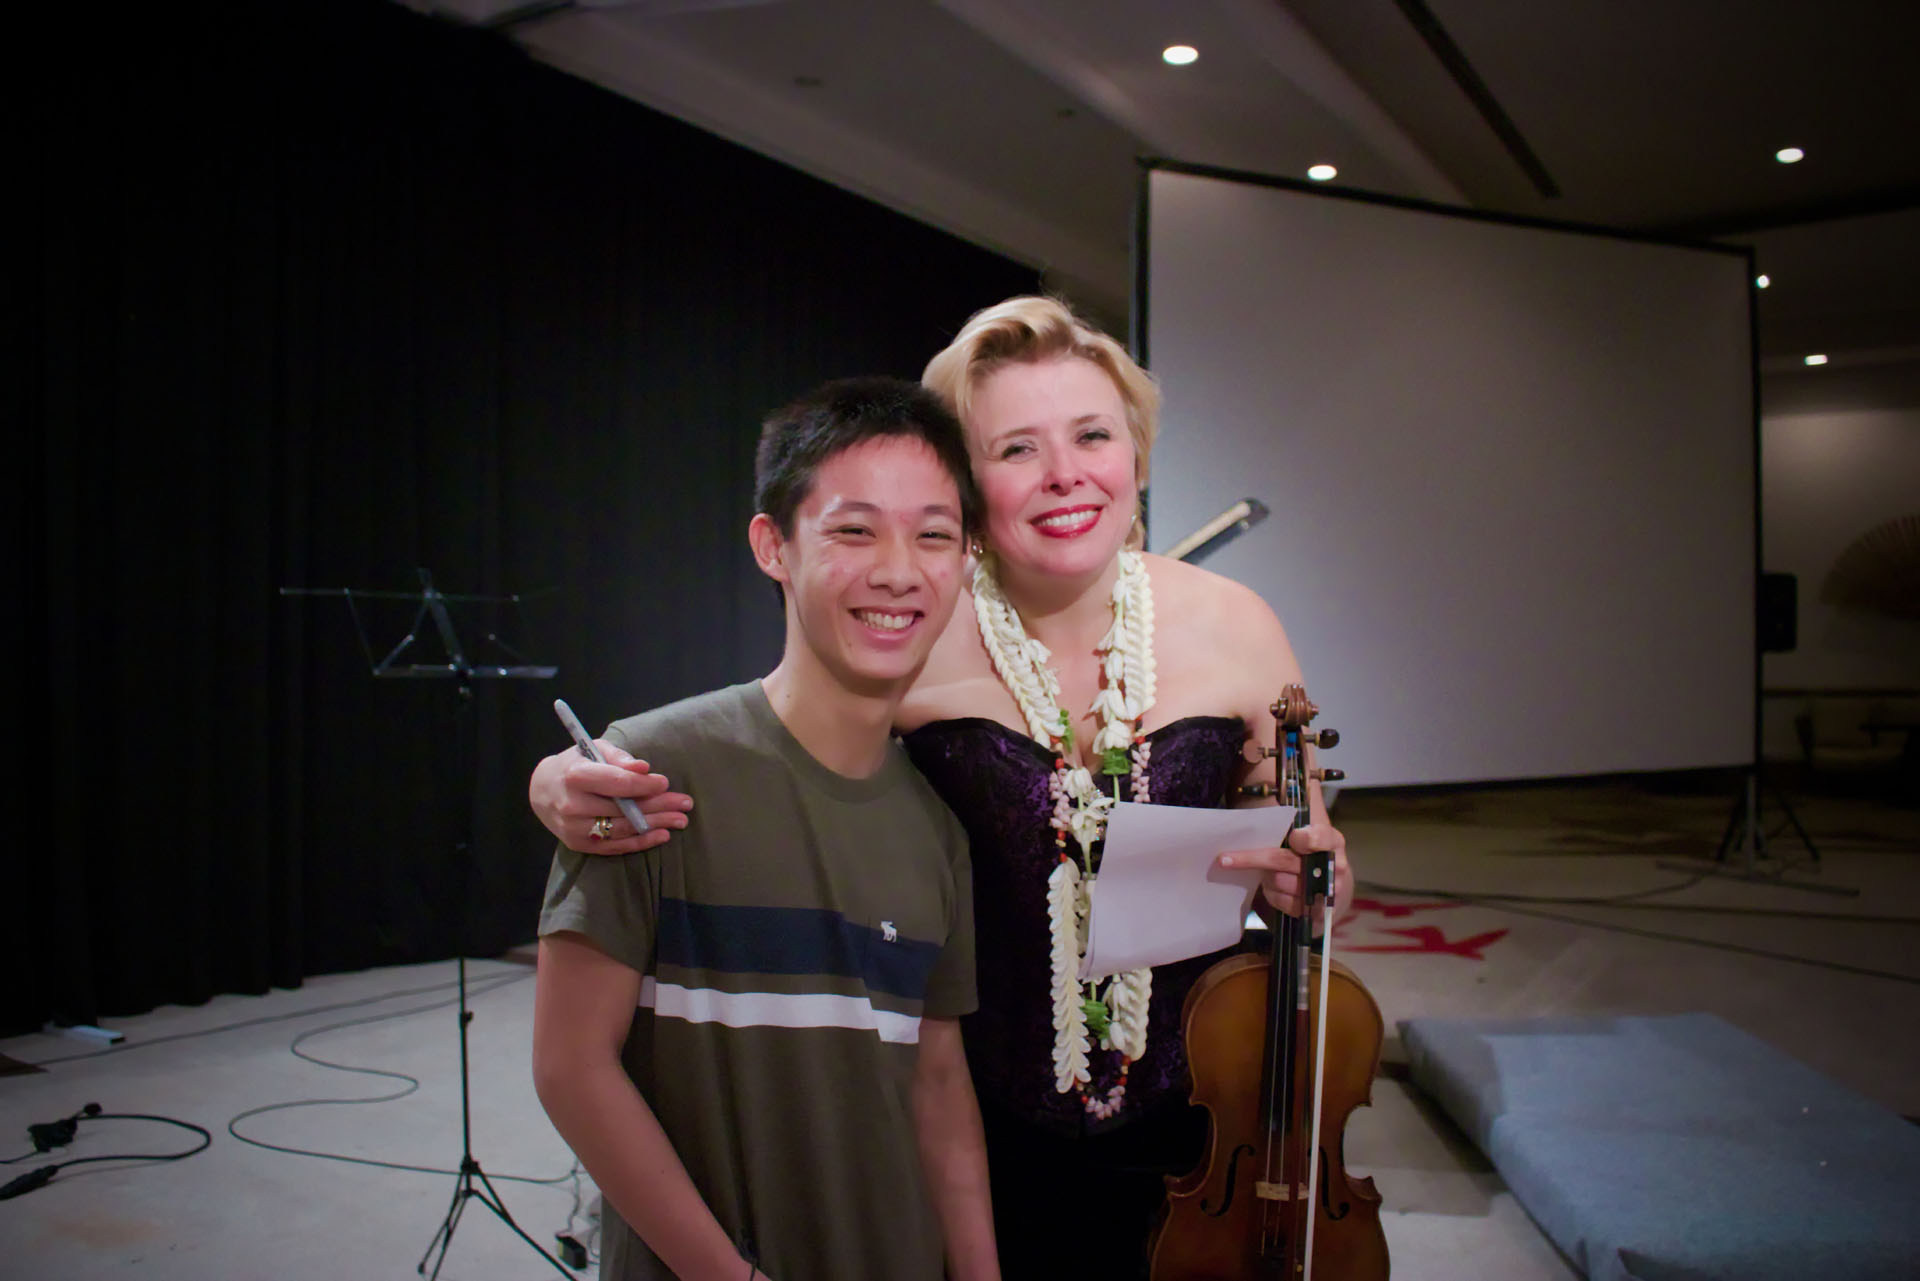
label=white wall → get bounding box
[1760,405,1920,757]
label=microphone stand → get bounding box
[282,569,572,1278]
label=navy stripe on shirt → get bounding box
[656,899,943,1002]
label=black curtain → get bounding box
[12,0,1034,1035]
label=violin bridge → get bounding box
[1254,1180,1305,1202]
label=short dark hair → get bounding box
[754,376,980,536]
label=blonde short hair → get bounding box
[922,296,1161,493]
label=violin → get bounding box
[1148,684,1389,1280]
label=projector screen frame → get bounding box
[1130,155,1764,787]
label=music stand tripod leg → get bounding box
[418,1157,573,1280]
[414,795,575,1279]
[417,1170,470,1279]
[470,1162,577,1274]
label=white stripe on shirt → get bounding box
[639,977,923,1045]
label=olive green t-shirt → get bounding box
[539,681,975,1280]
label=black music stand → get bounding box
[282,569,572,1279]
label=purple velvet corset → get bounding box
[900,715,1249,1137]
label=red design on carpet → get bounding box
[1341,924,1510,960]
[1344,896,1463,919]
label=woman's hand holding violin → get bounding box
[1216,818,1351,927]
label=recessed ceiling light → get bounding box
[1756,274,1771,289]
[1776,147,1805,164]
[1162,45,1198,66]
[1804,354,1828,366]
[1307,164,1338,182]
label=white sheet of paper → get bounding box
[1078,801,1298,981]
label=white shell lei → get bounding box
[973,550,1158,1116]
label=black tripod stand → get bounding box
[1659,763,1858,897]
[416,951,574,1281]
[284,569,573,1278]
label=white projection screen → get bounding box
[1142,165,1756,787]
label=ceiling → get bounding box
[404,0,1920,414]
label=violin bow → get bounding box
[1273,684,1343,1279]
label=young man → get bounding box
[532,377,998,1281]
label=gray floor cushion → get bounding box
[1400,1013,1920,1280]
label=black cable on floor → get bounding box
[1551,900,1920,924]
[1356,880,1920,985]
[224,969,574,1189]
[556,1159,600,1268]
[1492,900,1920,985]
[25,967,530,1067]
[1356,876,1920,924]
[0,1112,212,1201]
[1355,875,1708,907]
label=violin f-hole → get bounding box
[1202,1143,1258,1217]
[1318,1144,1351,1220]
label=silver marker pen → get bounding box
[552,699,651,832]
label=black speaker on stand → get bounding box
[1758,571,1797,654]
[1661,570,1855,896]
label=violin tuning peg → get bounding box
[1314,768,1345,783]
[1313,729,1340,749]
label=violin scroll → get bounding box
[1270,685,1318,730]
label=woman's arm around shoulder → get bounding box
[528,728,694,856]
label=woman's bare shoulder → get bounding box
[1144,552,1301,743]
[1144,553,1291,648]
